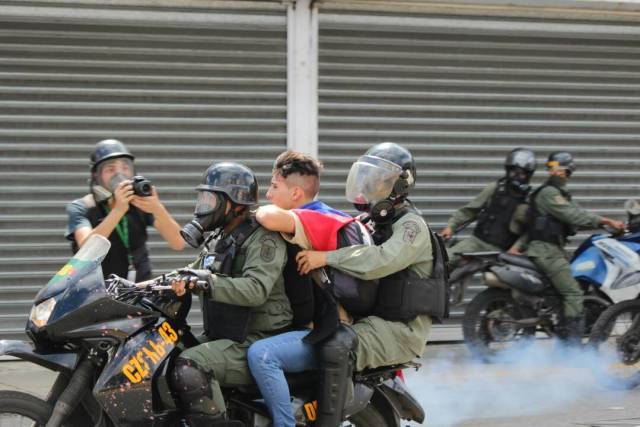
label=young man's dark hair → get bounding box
[272,150,323,199]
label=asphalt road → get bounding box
[1,341,640,427]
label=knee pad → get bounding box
[319,324,358,365]
[315,325,358,426]
[170,358,218,414]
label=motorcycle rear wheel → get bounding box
[463,287,537,362]
[347,402,397,427]
[588,299,640,390]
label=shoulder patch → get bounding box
[402,220,421,243]
[259,235,278,262]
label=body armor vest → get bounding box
[473,178,526,250]
[528,182,575,247]
[200,218,260,342]
[72,201,152,281]
[372,207,450,322]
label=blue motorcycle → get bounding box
[586,201,640,389]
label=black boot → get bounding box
[315,324,358,427]
[563,317,585,348]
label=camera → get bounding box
[131,175,152,197]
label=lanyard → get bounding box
[105,207,134,267]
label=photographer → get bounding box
[65,139,184,281]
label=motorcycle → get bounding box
[587,200,640,389]
[0,235,425,427]
[461,249,611,362]
[459,200,640,361]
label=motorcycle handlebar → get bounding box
[602,224,627,236]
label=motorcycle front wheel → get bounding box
[588,299,640,390]
[0,390,52,426]
[463,287,537,362]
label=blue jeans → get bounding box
[247,330,318,427]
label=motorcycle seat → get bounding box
[499,253,538,271]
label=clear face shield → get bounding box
[345,155,402,206]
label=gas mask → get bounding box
[506,167,532,194]
[91,158,134,203]
[181,191,229,248]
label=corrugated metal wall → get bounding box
[317,11,640,328]
[3,2,640,341]
[0,2,287,339]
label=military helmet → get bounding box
[197,162,258,206]
[505,148,536,173]
[90,139,134,171]
[364,142,416,196]
[546,151,576,176]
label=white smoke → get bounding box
[403,340,628,427]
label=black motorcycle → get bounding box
[0,235,425,427]
[461,251,609,362]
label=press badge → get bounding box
[127,266,137,282]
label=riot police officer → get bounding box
[526,152,624,344]
[170,162,292,426]
[441,148,536,265]
[65,139,184,281]
[296,142,448,426]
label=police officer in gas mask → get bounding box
[169,162,292,426]
[65,139,184,281]
[441,147,537,265]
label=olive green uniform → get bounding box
[325,211,433,371]
[525,176,602,318]
[446,181,528,265]
[181,226,292,411]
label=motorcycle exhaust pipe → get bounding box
[46,358,95,427]
[497,317,541,327]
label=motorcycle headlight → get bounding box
[29,297,57,328]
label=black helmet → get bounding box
[505,148,536,173]
[181,162,258,248]
[364,142,416,197]
[546,151,576,176]
[197,162,258,206]
[90,139,134,171]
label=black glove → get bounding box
[175,268,213,292]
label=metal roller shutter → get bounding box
[317,10,640,331]
[0,2,287,340]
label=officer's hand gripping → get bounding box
[170,268,212,297]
